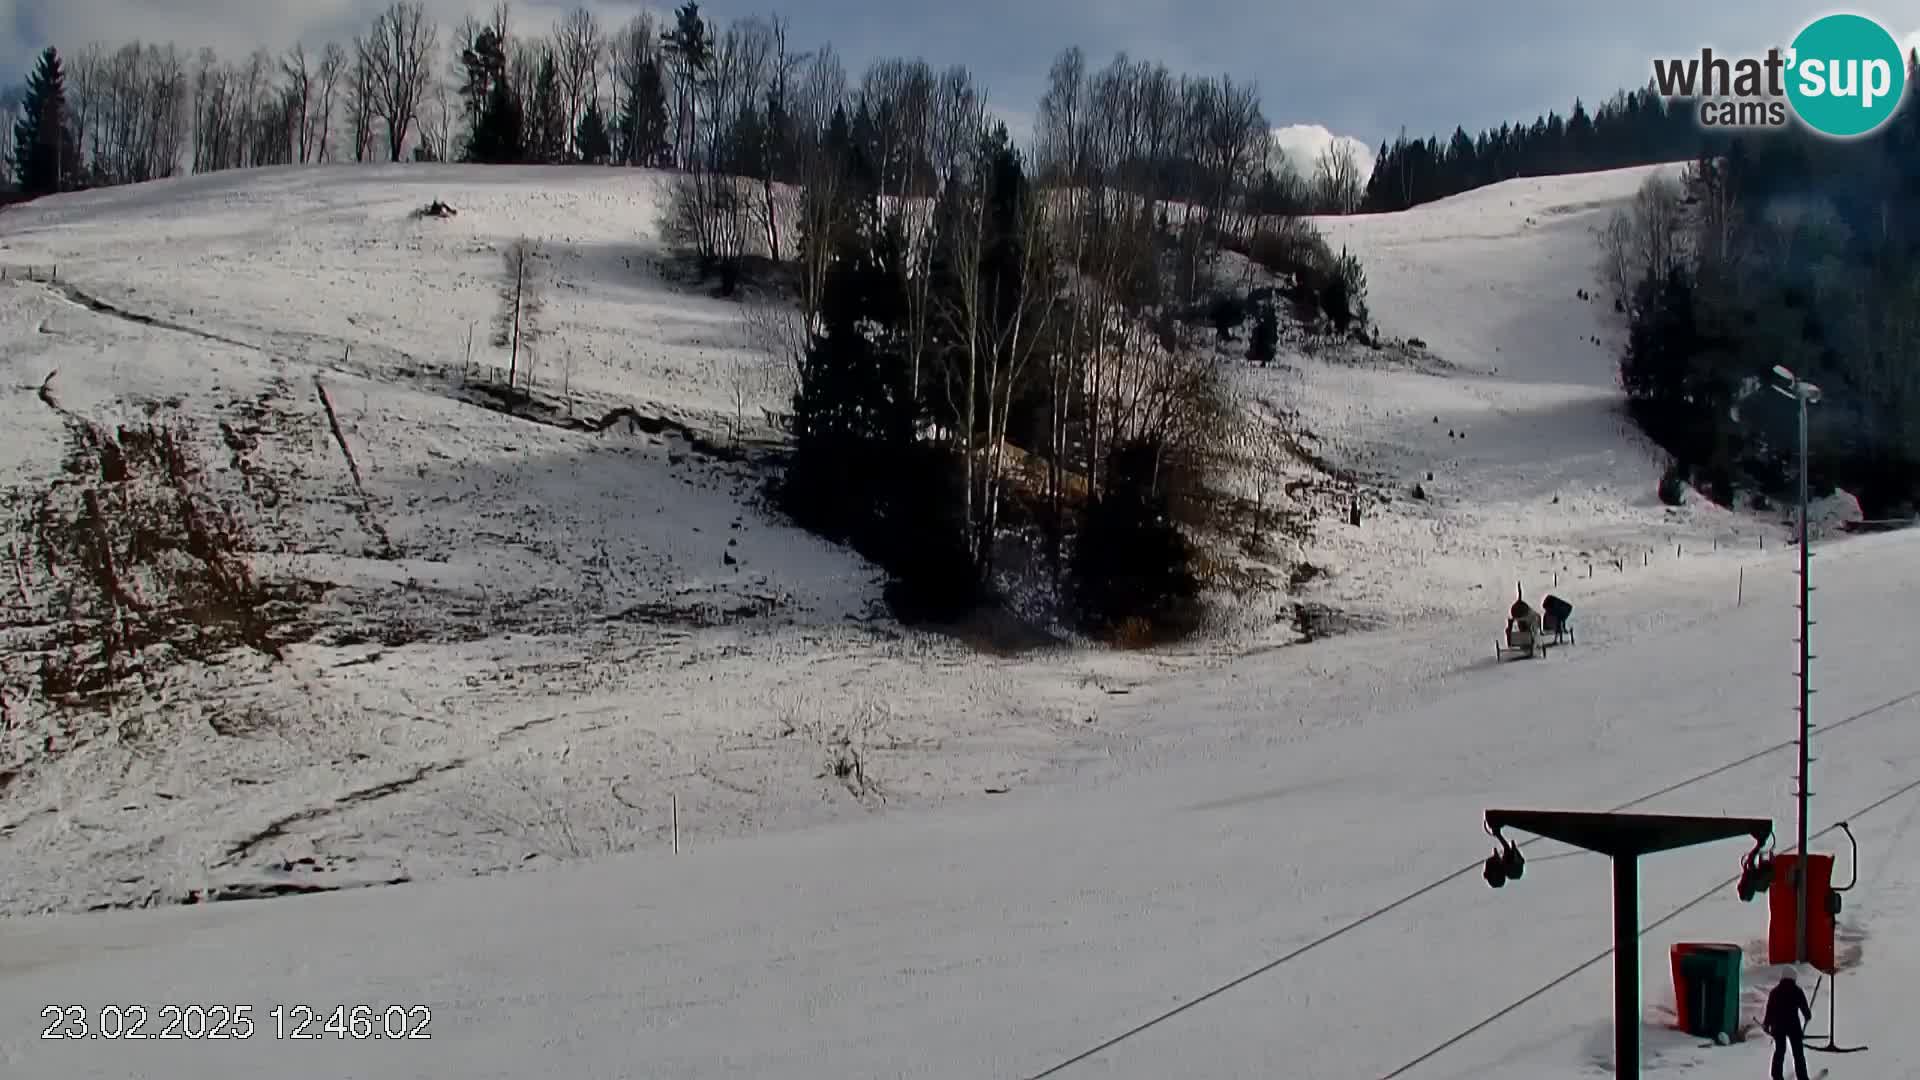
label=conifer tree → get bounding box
[13,47,78,196]
[466,76,525,164]
[575,100,612,164]
[659,3,712,167]
[527,52,568,163]
[459,28,508,134]
[617,60,670,166]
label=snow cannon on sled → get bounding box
[1496,587,1574,661]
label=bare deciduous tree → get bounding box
[363,0,438,161]
[931,96,1064,574]
[66,44,106,178]
[509,35,545,133]
[786,43,850,325]
[1313,140,1364,214]
[0,98,20,183]
[741,300,806,416]
[237,48,283,167]
[1633,172,1686,280]
[282,44,314,162]
[792,136,843,329]
[722,348,771,445]
[937,107,993,566]
[62,41,189,184]
[346,38,379,162]
[611,12,658,148]
[893,64,979,403]
[661,168,751,290]
[748,13,809,262]
[1177,73,1267,299]
[416,75,454,160]
[450,11,486,134]
[974,181,1064,567]
[1598,210,1637,308]
[1600,172,1686,307]
[493,237,546,392]
[791,43,845,145]
[1232,395,1293,551]
[554,6,606,157]
[701,14,772,171]
[659,2,714,169]
[858,57,934,202]
[1035,46,1088,188]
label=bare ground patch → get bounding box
[2,378,327,722]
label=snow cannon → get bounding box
[1498,594,1544,660]
[1541,594,1574,645]
[1768,822,1858,973]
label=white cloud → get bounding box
[1268,123,1376,179]
[42,0,362,62]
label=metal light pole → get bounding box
[1772,365,1821,965]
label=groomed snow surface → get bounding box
[1,161,1915,1078]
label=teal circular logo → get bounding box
[1786,13,1907,137]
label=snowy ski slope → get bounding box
[2,528,1916,1079]
[1,158,1914,1077]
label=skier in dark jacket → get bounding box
[1762,970,1812,1080]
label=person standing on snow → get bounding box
[1762,969,1813,1080]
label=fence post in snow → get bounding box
[1738,566,1744,607]
[1677,543,1683,558]
[671,794,679,854]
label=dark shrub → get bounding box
[1073,438,1202,642]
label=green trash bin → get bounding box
[1677,944,1743,1040]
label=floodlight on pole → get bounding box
[1772,364,1821,968]
[1729,365,1823,967]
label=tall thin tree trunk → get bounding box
[510,264,524,387]
[762,173,780,261]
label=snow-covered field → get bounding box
[1,158,1908,1076]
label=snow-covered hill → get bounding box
[0,165,1132,914]
[0,161,1843,919]
[1267,162,1778,624]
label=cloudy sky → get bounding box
[2,0,1916,158]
